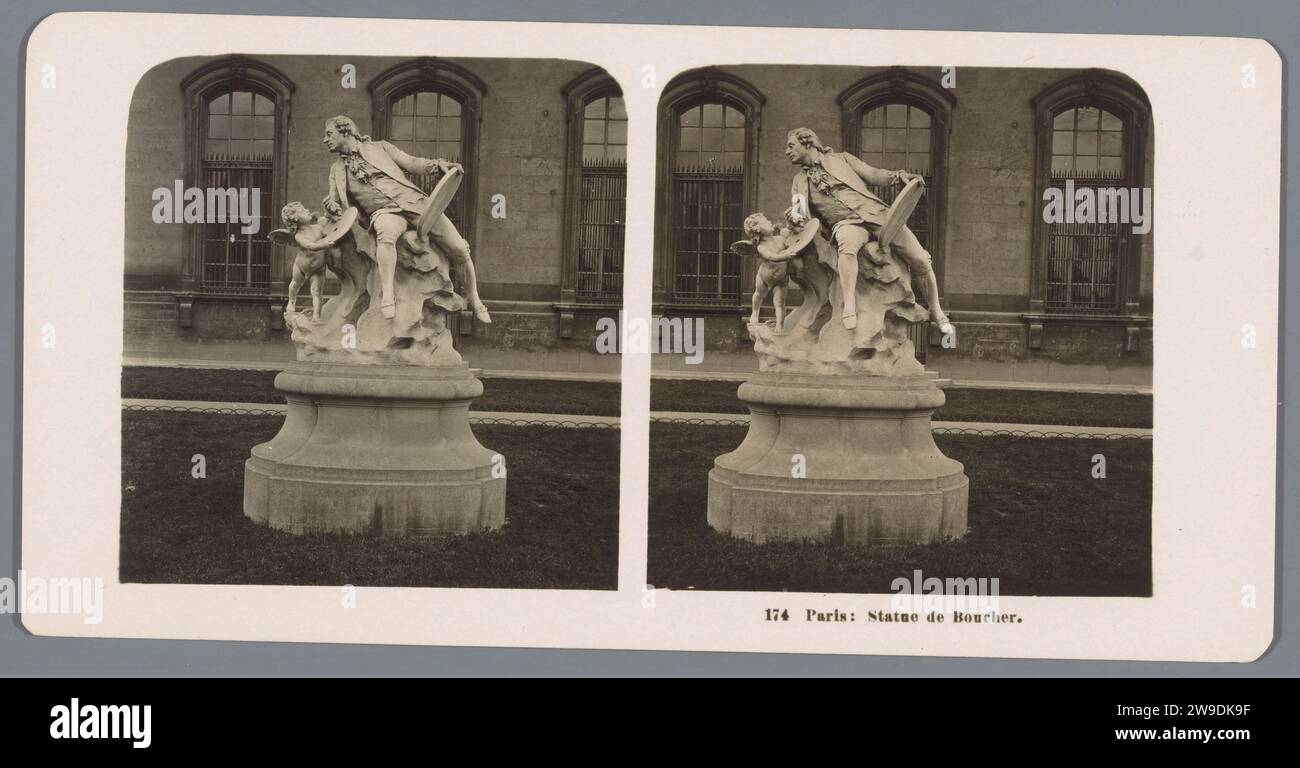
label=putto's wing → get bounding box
[730,240,757,258]
[268,229,296,247]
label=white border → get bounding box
[21,13,1280,661]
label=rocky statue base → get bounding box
[708,370,968,545]
[244,362,505,536]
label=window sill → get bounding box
[653,301,746,315]
[172,290,287,330]
[553,299,624,339]
[1022,311,1152,351]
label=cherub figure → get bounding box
[731,212,808,328]
[269,202,352,320]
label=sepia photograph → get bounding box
[121,53,627,589]
[647,65,1154,597]
[15,12,1279,666]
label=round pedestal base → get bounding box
[243,362,505,536]
[707,372,968,545]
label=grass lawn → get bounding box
[648,423,1151,596]
[121,411,618,589]
[122,367,621,416]
[651,379,1152,427]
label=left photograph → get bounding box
[121,55,626,589]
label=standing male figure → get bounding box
[784,127,952,334]
[321,115,491,322]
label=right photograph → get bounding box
[648,65,1153,596]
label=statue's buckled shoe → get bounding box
[932,310,954,336]
[472,302,492,324]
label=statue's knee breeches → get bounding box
[439,242,471,266]
[371,213,406,247]
[889,225,935,276]
[427,214,471,264]
[834,224,870,260]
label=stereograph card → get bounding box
[19,13,1280,661]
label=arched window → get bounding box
[839,70,954,359]
[840,70,954,308]
[671,100,747,302]
[205,90,276,158]
[1045,103,1129,313]
[199,88,276,291]
[1050,105,1126,176]
[369,59,486,240]
[385,89,466,228]
[655,70,763,305]
[560,69,626,313]
[582,94,628,163]
[181,57,293,294]
[857,102,933,175]
[1031,71,1150,319]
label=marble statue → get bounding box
[708,126,969,546]
[733,213,808,329]
[785,127,951,334]
[322,115,490,324]
[272,201,354,320]
[268,115,494,366]
[734,127,956,376]
[246,116,505,537]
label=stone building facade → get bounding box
[124,54,625,365]
[125,57,1153,385]
[652,65,1154,384]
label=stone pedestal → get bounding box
[243,362,505,536]
[708,371,967,545]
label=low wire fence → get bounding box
[931,426,1150,440]
[647,413,1149,439]
[121,402,619,430]
[122,403,1149,439]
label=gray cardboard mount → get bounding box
[2,0,1295,676]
